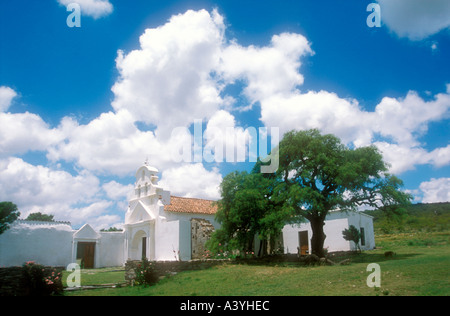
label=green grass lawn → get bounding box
[64,231,450,296]
[62,267,126,287]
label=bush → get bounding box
[134,257,159,286]
[342,225,361,252]
[21,261,63,296]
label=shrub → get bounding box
[342,225,361,252]
[21,261,63,296]
[134,257,158,286]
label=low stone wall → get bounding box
[233,254,300,264]
[125,259,227,284]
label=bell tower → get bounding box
[124,162,171,261]
[133,160,160,199]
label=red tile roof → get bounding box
[164,196,218,215]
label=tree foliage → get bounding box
[26,212,55,222]
[211,171,286,254]
[365,202,450,234]
[100,227,124,232]
[0,201,20,235]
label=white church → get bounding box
[0,163,375,268]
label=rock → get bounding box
[338,259,351,265]
[301,254,320,266]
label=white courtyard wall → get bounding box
[0,221,74,267]
[98,232,125,267]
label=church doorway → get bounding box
[77,242,96,269]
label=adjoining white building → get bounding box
[0,163,375,268]
[282,211,375,255]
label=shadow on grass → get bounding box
[335,251,421,264]
[230,251,422,267]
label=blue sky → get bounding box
[0,0,449,229]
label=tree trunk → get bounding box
[310,216,326,257]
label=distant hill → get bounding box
[364,202,450,234]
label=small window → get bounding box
[360,227,366,246]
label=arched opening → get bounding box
[130,230,148,261]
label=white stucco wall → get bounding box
[347,212,376,250]
[178,220,191,261]
[283,219,351,255]
[323,217,351,252]
[154,217,180,261]
[282,224,300,254]
[0,221,74,267]
[98,232,125,267]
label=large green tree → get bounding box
[275,129,412,257]
[0,202,20,235]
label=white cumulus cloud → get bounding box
[112,9,226,139]
[0,112,68,157]
[219,32,313,104]
[0,86,17,112]
[419,178,450,203]
[159,163,222,200]
[0,157,117,228]
[57,0,113,19]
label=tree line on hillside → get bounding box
[365,202,450,233]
